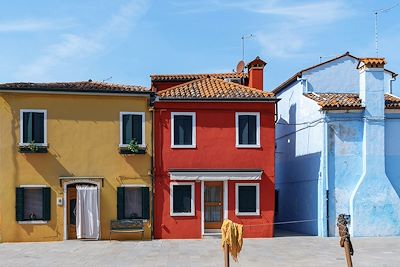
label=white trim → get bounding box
[235,183,260,216]
[201,181,204,236]
[19,109,48,146]
[170,171,262,181]
[171,112,196,148]
[223,180,228,220]
[18,220,48,225]
[121,184,148,187]
[170,182,195,216]
[19,184,48,188]
[235,112,260,148]
[62,179,101,240]
[119,112,146,147]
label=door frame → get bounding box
[201,180,228,235]
[62,179,101,240]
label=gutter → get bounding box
[157,98,280,103]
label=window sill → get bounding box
[18,220,48,225]
[170,212,195,217]
[171,145,196,149]
[18,145,48,154]
[119,147,146,155]
[235,212,260,217]
[235,145,261,149]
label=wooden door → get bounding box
[67,186,77,239]
[204,182,224,229]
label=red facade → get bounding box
[153,57,276,239]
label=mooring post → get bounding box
[224,243,230,267]
[337,214,354,267]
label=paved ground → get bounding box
[0,236,399,267]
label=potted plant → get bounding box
[119,139,146,155]
[18,140,48,153]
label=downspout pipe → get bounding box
[322,112,329,237]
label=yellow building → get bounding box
[0,81,154,242]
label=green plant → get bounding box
[127,139,141,153]
[28,140,38,152]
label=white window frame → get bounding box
[119,112,146,147]
[235,112,260,148]
[170,182,195,216]
[20,109,48,146]
[235,183,260,216]
[171,112,196,148]
[17,185,49,224]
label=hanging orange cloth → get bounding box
[221,219,244,262]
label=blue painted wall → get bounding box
[275,55,400,237]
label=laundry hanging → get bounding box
[76,185,100,239]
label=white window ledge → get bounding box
[18,220,48,225]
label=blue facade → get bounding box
[275,54,400,237]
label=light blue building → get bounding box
[274,52,400,237]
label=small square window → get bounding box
[16,187,51,222]
[20,110,47,146]
[236,112,260,148]
[235,183,260,216]
[170,183,195,216]
[120,112,145,146]
[117,186,150,220]
[171,112,196,148]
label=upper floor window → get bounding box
[235,112,260,148]
[20,110,47,146]
[120,112,145,146]
[171,112,196,148]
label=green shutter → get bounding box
[117,187,125,219]
[42,187,51,221]
[141,187,150,219]
[16,187,25,221]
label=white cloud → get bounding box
[14,0,149,81]
[0,19,73,32]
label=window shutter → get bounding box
[248,115,257,144]
[42,187,51,221]
[132,115,143,144]
[239,115,249,144]
[123,115,133,144]
[33,113,45,144]
[16,187,25,221]
[141,187,150,219]
[117,187,125,220]
[23,112,32,143]
[183,117,192,145]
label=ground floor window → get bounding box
[16,186,51,222]
[117,186,150,219]
[235,183,260,216]
[170,182,195,216]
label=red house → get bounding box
[152,57,278,238]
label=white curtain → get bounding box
[76,185,100,239]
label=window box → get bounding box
[18,145,48,154]
[119,146,146,155]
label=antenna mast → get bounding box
[374,3,399,57]
[241,34,254,62]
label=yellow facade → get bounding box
[0,92,153,242]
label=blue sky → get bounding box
[0,0,399,91]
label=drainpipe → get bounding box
[150,93,155,240]
[322,112,329,237]
[389,76,396,94]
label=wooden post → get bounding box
[343,241,353,267]
[224,243,230,267]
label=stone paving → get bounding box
[0,236,399,267]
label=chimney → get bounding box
[247,56,267,90]
[350,58,400,237]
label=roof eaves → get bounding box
[0,87,152,95]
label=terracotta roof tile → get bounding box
[157,77,275,100]
[0,81,150,94]
[305,93,400,110]
[151,72,247,82]
[358,58,386,68]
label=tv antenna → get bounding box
[241,34,254,62]
[374,3,399,57]
[102,76,112,82]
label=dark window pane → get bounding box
[23,112,44,143]
[238,186,257,213]
[23,188,44,220]
[239,115,257,145]
[173,185,192,213]
[124,187,143,219]
[123,114,143,144]
[174,115,193,145]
